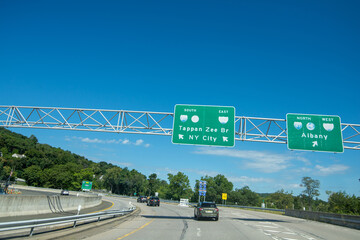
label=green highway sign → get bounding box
[172,105,235,147]
[287,113,343,153]
[81,181,92,191]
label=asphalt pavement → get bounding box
[81,198,360,240]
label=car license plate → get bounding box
[206,210,212,213]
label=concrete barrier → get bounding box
[0,195,102,217]
[285,209,360,230]
[10,184,96,197]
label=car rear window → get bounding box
[201,203,216,208]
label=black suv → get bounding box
[147,196,160,206]
[137,195,147,203]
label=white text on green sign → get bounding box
[82,181,93,190]
[287,113,343,153]
[172,105,235,147]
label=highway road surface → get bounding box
[73,198,360,240]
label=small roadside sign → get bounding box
[222,193,227,200]
[81,181,92,191]
[199,181,207,196]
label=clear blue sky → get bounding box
[1,1,360,200]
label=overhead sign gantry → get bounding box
[0,105,359,151]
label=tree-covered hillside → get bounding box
[0,127,116,190]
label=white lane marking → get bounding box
[264,229,281,233]
[301,235,316,240]
[232,213,251,218]
[297,233,317,240]
[282,232,297,235]
[283,238,299,240]
[197,228,201,237]
[256,225,279,228]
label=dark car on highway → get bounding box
[194,202,219,221]
[137,195,147,203]
[147,196,160,206]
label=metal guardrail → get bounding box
[0,207,136,237]
[320,216,360,224]
[285,209,360,230]
[218,204,285,212]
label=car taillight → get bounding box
[215,208,219,212]
[199,208,203,211]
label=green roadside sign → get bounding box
[287,113,343,153]
[81,181,92,191]
[172,105,235,147]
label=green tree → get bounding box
[266,189,294,209]
[194,175,233,203]
[213,174,233,202]
[229,186,260,206]
[0,160,5,180]
[301,177,320,211]
[167,172,192,200]
[23,165,44,186]
[156,180,169,198]
[41,162,80,190]
[73,168,94,190]
[29,135,38,144]
[293,194,307,210]
[327,191,360,215]
[148,173,161,196]
[127,169,147,196]
[103,167,123,194]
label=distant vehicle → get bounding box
[61,190,69,195]
[147,196,160,206]
[137,195,147,203]
[194,202,219,221]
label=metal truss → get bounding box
[0,105,359,150]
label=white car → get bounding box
[61,190,69,195]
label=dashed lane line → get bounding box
[255,224,279,228]
[116,219,155,240]
[263,229,281,233]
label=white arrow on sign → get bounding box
[312,141,318,147]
